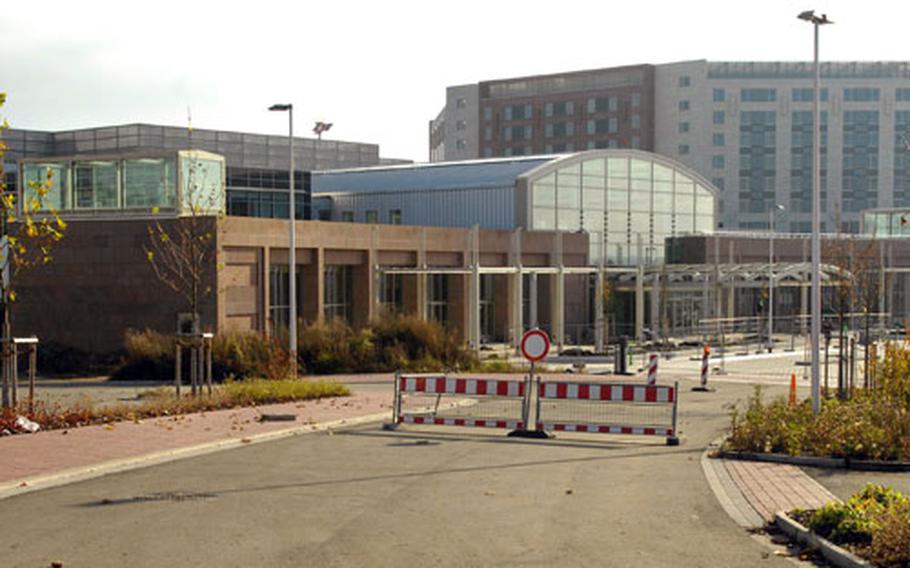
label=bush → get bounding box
[869,500,910,568]
[368,314,475,372]
[112,329,288,382]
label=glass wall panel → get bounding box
[124,158,176,208]
[582,182,604,210]
[533,207,555,230]
[556,170,580,209]
[677,214,695,232]
[585,214,604,232]
[557,209,580,231]
[582,158,605,176]
[653,214,672,235]
[653,163,673,182]
[22,162,67,210]
[630,159,651,179]
[74,161,118,209]
[695,215,714,232]
[607,213,628,235]
[695,186,714,216]
[675,190,695,216]
[533,174,556,207]
[181,156,225,213]
[607,157,629,178]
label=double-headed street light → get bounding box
[768,204,785,353]
[797,9,833,414]
[269,103,298,377]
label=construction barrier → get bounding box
[536,381,679,445]
[647,354,658,385]
[692,344,713,392]
[388,372,528,430]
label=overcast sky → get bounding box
[1,0,907,162]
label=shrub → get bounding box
[369,314,475,372]
[868,501,910,568]
[36,341,119,376]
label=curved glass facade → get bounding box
[862,208,910,237]
[527,152,716,265]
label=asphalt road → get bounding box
[0,378,799,568]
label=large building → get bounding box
[431,60,910,234]
[3,123,409,222]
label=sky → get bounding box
[1,0,907,162]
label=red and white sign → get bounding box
[521,329,550,362]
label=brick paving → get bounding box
[723,459,837,522]
[0,389,392,488]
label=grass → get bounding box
[0,378,349,434]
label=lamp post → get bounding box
[798,10,833,414]
[768,204,785,352]
[269,103,297,377]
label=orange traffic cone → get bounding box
[788,372,797,407]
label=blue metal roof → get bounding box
[314,157,552,194]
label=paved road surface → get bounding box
[0,379,796,567]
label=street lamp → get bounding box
[798,9,833,414]
[269,103,297,377]
[768,204,785,353]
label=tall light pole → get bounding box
[768,203,785,353]
[798,10,833,413]
[269,103,297,377]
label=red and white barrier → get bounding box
[390,372,528,431]
[539,382,675,403]
[399,376,525,397]
[647,353,658,385]
[536,380,679,445]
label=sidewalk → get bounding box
[0,388,393,499]
[702,451,838,529]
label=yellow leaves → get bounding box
[146,250,154,262]
[8,291,15,302]
[151,206,160,215]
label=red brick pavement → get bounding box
[0,390,393,488]
[724,459,837,522]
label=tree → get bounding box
[0,93,67,408]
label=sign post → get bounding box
[509,329,551,438]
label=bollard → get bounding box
[646,353,658,385]
[693,343,713,392]
[788,372,797,407]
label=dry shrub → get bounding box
[868,500,910,567]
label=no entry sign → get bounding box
[521,329,550,362]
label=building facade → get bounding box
[3,123,407,222]
[432,60,910,234]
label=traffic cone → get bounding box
[788,372,797,407]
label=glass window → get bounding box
[124,158,176,208]
[582,158,605,177]
[484,127,491,141]
[365,210,378,223]
[678,144,690,155]
[324,266,353,323]
[713,88,725,102]
[844,87,880,102]
[388,209,402,224]
[609,118,618,133]
[582,183,604,210]
[679,100,690,111]
[678,122,690,133]
[632,93,641,107]
[713,133,725,146]
[712,154,725,169]
[653,163,673,182]
[341,211,353,222]
[741,88,777,102]
[631,136,640,148]
[484,107,492,121]
[557,208,580,231]
[533,174,556,207]
[427,275,448,326]
[22,162,67,210]
[608,97,618,112]
[713,111,725,125]
[679,76,691,87]
[897,88,910,102]
[630,159,651,179]
[792,87,829,102]
[74,160,119,209]
[181,156,224,214]
[556,168,580,209]
[533,207,555,230]
[607,157,628,178]
[631,114,641,129]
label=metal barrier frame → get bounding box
[387,370,530,430]
[536,380,680,445]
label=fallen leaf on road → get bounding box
[565,489,573,495]
[61,430,68,435]
[19,481,27,487]
[241,438,251,443]
[103,425,114,431]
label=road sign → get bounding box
[521,329,550,362]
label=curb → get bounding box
[699,438,765,529]
[775,512,873,568]
[719,449,910,472]
[0,410,390,502]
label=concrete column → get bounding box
[449,274,469,343]
[302,247,324,325]
[529,273,539,328]
[594,269,604,352]
[650,272,660,342]
[550,271,565,351]
[351,249,376,329]
[261,246,270,335]
[635,265,645,341]
[509,272,523,348]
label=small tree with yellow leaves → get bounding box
[0,93,67,407]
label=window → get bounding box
[792,87,829,102]
[713,133,725,146]
[587,97,618,113]
[631,114,640,129]
[631,136,640,148]
[456,139,467,150]
[741,88,776,102]
[713,111,725,125]
[504,104,532,121]
[389,209,402,224]
[380,274,403,313]
[455,97,468,109]
[341,211,353,222]
[678,122,690,134]
[324,266,353,323]
[678,100,690,111]
[545,122,574,138]
[678,144,690,155]
[844,87,880,102]
[711,177,726,190]
[123,158,176,208]
[74,160,119,209]
[713,88,726,102]
[365,210,378,223]
[484,107,492,121]
[427,274,449,326]
[631,93,641,108]
[608,118,618,133]
[484,127,491,141]
[456,120,467,131]
[712,155,725,169]
[545,101,574,117]
[609,97,618,112]
[897,88,910,102]
[679,76,691,87]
